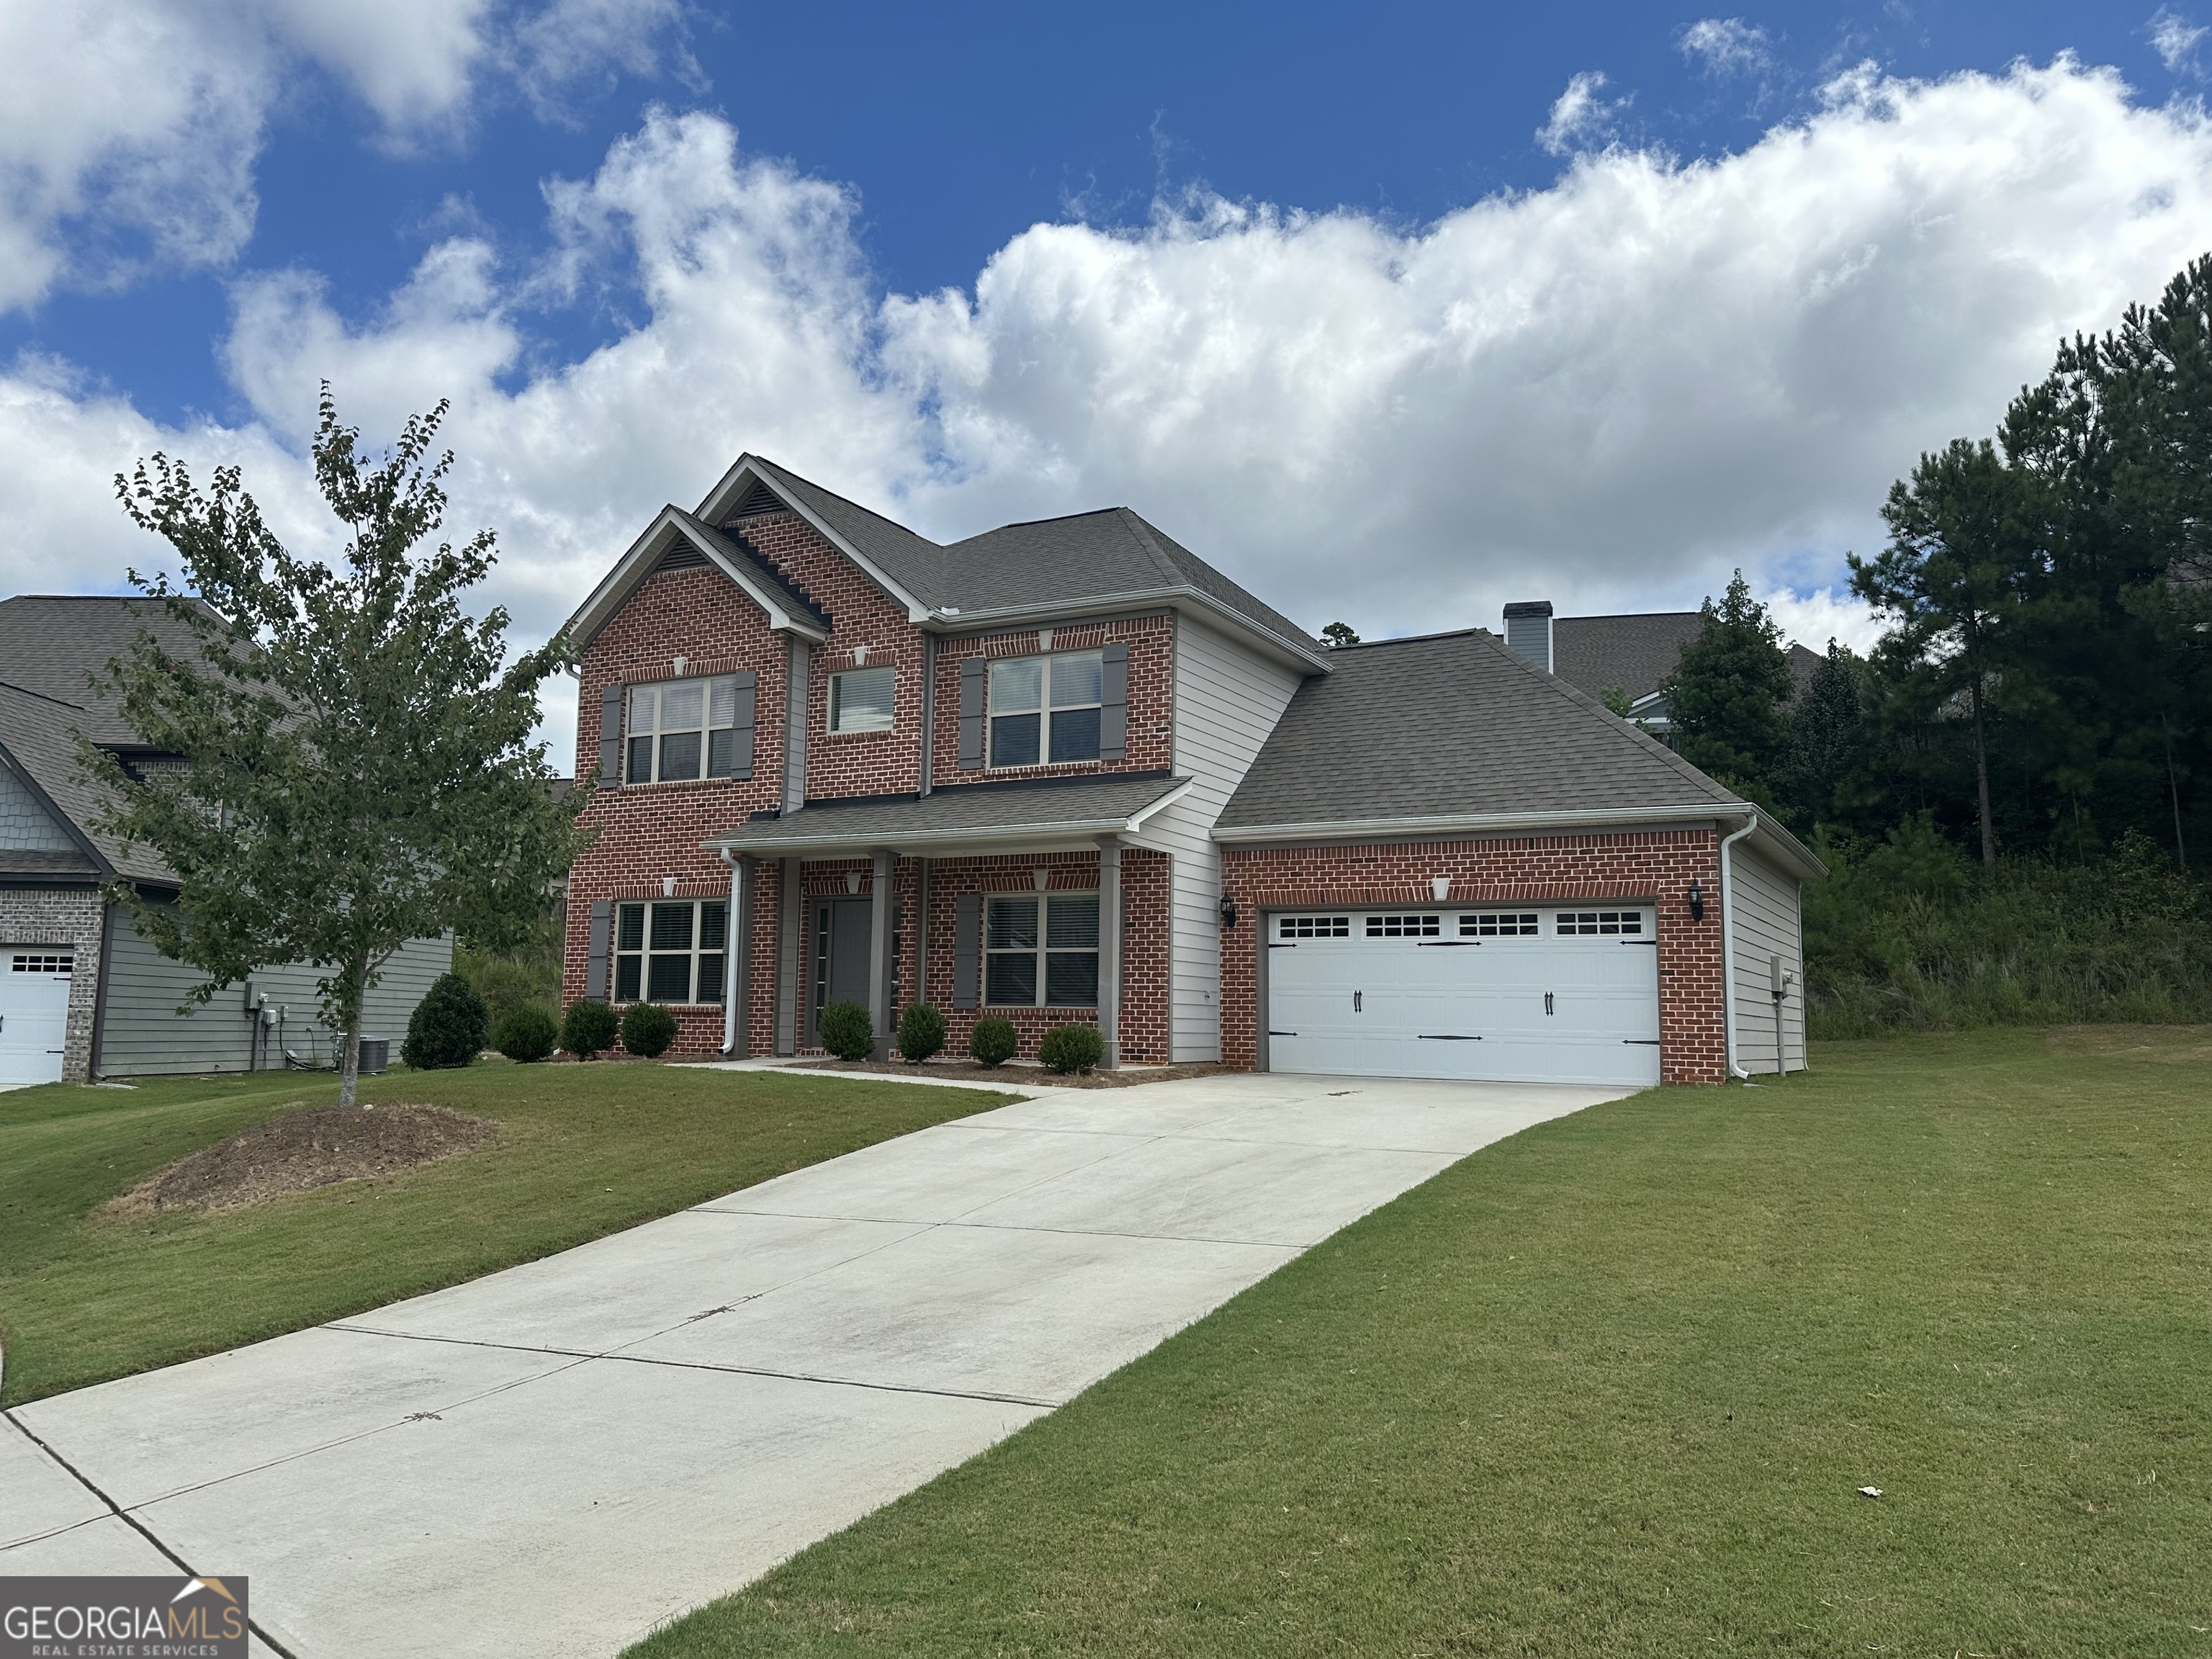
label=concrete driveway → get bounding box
[1,1069,1631,1658]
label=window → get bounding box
[1277,914,1351,938]
[989,650,1102,767]
[1554,911,1644,936]
[613,901,727,1003]
[1460,913,1539,937]
[626,677,748,783]
[9,953,71,974]
[1364,914,1441,938]
[829,667,896,733]
[985,894,1099,1006]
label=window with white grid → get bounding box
[1553,911,1644,935]
[1364,914,1442,938]
[1276,915,1351,939]
[1460,912,1539,937]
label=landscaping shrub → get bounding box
[454,912,562,1031]
[968,1016,1018,1067]
[492,1006,557,1064]
[1038,1023,1105,1074]
[621,1002,678,1059]
[819,1000,876,1061]
[561,998,619,1060]
[401,972,488,1069]
[897,1003,947,1064]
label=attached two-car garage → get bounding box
[1262,907,1662,1087]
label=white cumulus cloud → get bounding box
[2150,7,2208,76]
[1679,18,1773,78]
[8,58,2212,768]
[1537,71,1627,156]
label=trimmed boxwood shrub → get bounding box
[968,1015,1018,1067]
[819,1000,875,1061]
[621,1002,678,1059]
[561,998,619,1060]
[897,1002,947,1064]
[492,1005,558,1064]
[402,971,488,1069]
[1039,1022,1106,1074]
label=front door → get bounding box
[811,897,874,1042]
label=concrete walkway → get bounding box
[1,1070,1630,1658]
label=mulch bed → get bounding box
[107,1102,494,1216]
[787,1059,1237,1090]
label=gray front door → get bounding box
[811,897,873,1040]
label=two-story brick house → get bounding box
[562,457,1821,1086]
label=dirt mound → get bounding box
[109,1102,493,1215]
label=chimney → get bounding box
[1503,600,1554,672]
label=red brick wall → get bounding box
[932,612,1176,783]
[1219,828,1728,1084]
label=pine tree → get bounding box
[1659,570,1795,801]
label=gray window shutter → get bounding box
[952,892,981,1008]
[730,670,756,780]
[598,684,622,787]
[958,657,986,770]
[586,900,612,999]
[1100,640,1128,760]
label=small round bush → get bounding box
[968,1015,1018,1067]
[818,999,876,1061]
[1038,1023,1105,1075]
[561,997,619,1060]
[402,971,489,1069]
[896,1002,947,1064]
[493,1005,558,1064]
[621,1001,678,1059]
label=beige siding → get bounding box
[1134,616,1304,1062]
[1730,845,1806,1074]
[96,914,454,1077]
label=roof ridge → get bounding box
[0,678,89,712]
[1328,626,1493,651]
[748,456,945,549]
[1111,508,1191,588]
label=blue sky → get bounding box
[4,1,2211,760]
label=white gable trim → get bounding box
[695,456,933,624]
[562,507,831,652]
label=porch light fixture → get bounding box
[1686,878,1705,922]
[1218,894,1238,929]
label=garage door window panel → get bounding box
[1555,911,1643,935]
[1366,914,1441,938]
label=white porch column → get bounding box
[775,855,801,1056]
[1096,835,1122,1070]
[868,847,894,1060]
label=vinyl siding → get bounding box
[0,759,76,852]
[1730,844,1805,1074]
[1134,616,1305,1061]
[96,913,455,1078]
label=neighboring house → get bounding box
[563,457,1819,1086]
[1502,599,1824,738]
[0,597,452,1087]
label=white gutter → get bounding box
[928,587,1331,676]
[1719,809,1759,1082]
[703,779,1195,858]
[718,848,743,1056]
[1213,802,1738,846]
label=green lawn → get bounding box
[0,1063,1014,1406]
[632,1028,2212,1658]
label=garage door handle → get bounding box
[1416,1034,1481,1040]
[1353,992,1362,1012]
[1268,1029,1299,1037]
[1416,940,1479,947]
[1622,1038,1660,1045]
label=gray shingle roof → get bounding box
[0,595,215,745]
[709,773,1190,853]
[0,681,156,882]
[1216,627,1744,833]
[1553,611,1824,702]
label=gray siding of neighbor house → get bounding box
[1730,844,1806,1076]
[96,915,455,1077]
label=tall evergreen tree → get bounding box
[1659,570,1795,802]
[1778,641,1871,832]
[85,391,586,1107]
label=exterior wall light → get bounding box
[1686,878,1705,922]
[1218,894,1238,929]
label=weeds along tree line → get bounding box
[1660,256,2212,1036]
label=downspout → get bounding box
[919,631,935,797]
[719,850,744,1056]
[1719,810,1758,1082]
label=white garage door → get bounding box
[0,949,73,1087]
[1264,908,1660,1087]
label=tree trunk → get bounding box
[336,946,369,1109]
[1970,674,1995,869]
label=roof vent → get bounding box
[725,477,786,520]
[1503,601,1555,673]
[657,540,709,572]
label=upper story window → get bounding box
[829,667,896,733]
[989,650,1102,768]
[626,677,747,783]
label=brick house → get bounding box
[562,457,1821,1086]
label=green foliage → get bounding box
[561,999,619,1060]
[1320,621,1362,648]
[819,1001,876,1062]
[897,1003,947,1064]
[1658,571,1795,796]
[1775,642,1872,831]
[456,911,562,1032]
[1806,821,2211,1037]
[400,972,488,1070]
[83,389,588,1104]
[1599,685,1633,719]
[620,1002,678,1060]
[491,1005,557,1064]
[968,1016,1019,1067]
[1038,1023,1105,1074]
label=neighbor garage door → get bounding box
[0,948,73,1087]
[1264,907,1660,1087]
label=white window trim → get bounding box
[984,889,1102,1007]
[625,675,747,786]
[613,899,729,1005]
[827,665,897,734]
[986,649,1105,770]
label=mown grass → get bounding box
[0,1064,1013,1406]
[632,1028,2212,1658]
